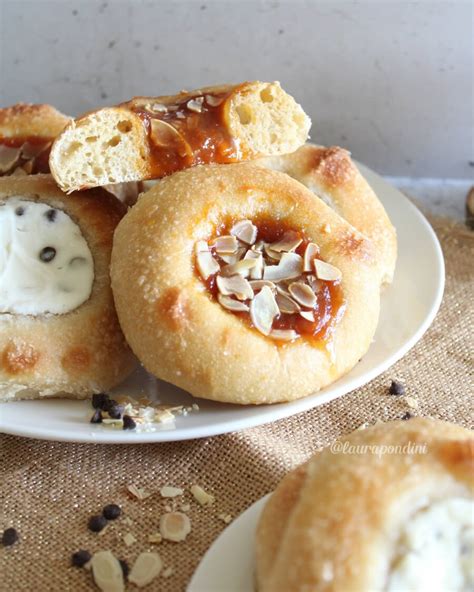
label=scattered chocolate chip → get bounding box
[389,380,405,396]
[71,549,92,567]
[103,398,118,413]
[90,409,103,424]
[88,515,107,533]
[39,246,56,263]
[103,504,121,520]
[2,528,19,546]
[119,559,129,578]
[401,412,413,420]
[107,404,123,420]
[15,206,25,216]
[45,208,57,222]
[123,415,136,430]
[92,393,109,410]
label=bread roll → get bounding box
[49,81,311,192]
[256,418,473,591]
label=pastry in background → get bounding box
[111,163,381,405]
[0,103,71,176]
[49,81,311,192]
[0,175,137,401]
[256,144,397,285]
[256,418,473,591]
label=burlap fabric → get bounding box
[1,215,472,591]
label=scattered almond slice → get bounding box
[190,484,215,506]
[195,240,209,253]
[218,246,247,265]
[0,145,21,173]
[196,250,220,280]
[160,486,183,498]
[129,552,163,587]
[244,250,264,280]
[145,102,168,113]
[263,252,303,282]
[405,396,419,409]
[127,484,152,500]
[306,274,322,293]
[249,280,276,292]
[230,219,257,245]
[216,274,253,301]
[91,551,124,592]
[303,242,319,272]
[162,566,174,578]
[148,532,162,544]
[123,517,133,526]
[205,94,224,107]
[187,97,204,113]
[123,532,137,546]
[269,230,303,253]
[179,503,191,512]
[160,512,191,542]
[289,282,317,308]
[220,258,258,278]
[264,243,283,261]
[150,119,191,158]
[276,291,301,314]
[154,409,176,424]
[218,513,233,524]
[212,235,238,254]
[314,259,342,281]
[250,286,280,336]
[217,293,249,312]
[300,310,315,322]
[270,329,300,341]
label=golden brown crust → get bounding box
[0,175,137,401]
[255,144,397,285]
[0,103,70,141]
[256,418,473,591]
[111,163,381,404]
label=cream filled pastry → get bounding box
[0,175,137,402]
[0,198,94,315]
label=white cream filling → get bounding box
[0,198,94,315]
[386,498,474,592]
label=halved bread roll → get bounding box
[49,81,311,192]
[256,418,473,591]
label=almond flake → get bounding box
[289,282,317,308]
[218,513,233,524]
[0,145,21,173]
[154,409,176,424]
[263,253,303,282]
[276,291,301,314]
[264,244,283,261]
[270,329,300,341]
[160,512,191,542]
[127,484,152,500]
[146,102,167,113]
[148,532,162,544]
[213,235,238,254]
[300,310,315,322]
[306,274,322,293]
[405,396,419,409]
[314,259,342,281]
[123,532,136,546]
[162,566,174,578]
[91,551,124,592]
[160,486,183,498]
[269,230,303,253]
[216,275,253,301]
[244,250,263,279]
[304,242,319,272]
[230,220,257,245]
[190,484,215,506]
[123,517,133,526]
[218,246,246,265]
[250,286,279,336]
[197,250,220,280]
[205,94,224,107]
[249,280,276,292]
[179,503,191,512]
[217,293,249,312]
[21,141,49,159]
[195,240,209,253]
[187,97,204,113]
[129,552,163,587]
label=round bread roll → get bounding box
[111,163,381,405]
[256,418,473,591]
[255,144,397,285]
[0,175,137,401]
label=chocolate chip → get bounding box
[45,208,57,222]
[71,549,91,567]
[102,398,118,413]
[123,415,136,430]
[2,527,19,547]
[88,515,107,533]
[401,412,413,420]
[107,404,123,419]
[119,559,129,578]
[90,409,103,424]
[15,206,25,216]
[39,246,56,263]
[92,393,110,410]
[102,504,121,520]
[389,380,405,396]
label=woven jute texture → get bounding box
[0,215,472,591]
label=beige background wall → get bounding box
[0,0,472,178]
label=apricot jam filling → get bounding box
[195,219,345,344]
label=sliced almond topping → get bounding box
[160,512,191,542]
[289,282,317,308]
[264,244,283,261]
[0,145,21,173]
[218,513,233,524]
[212,235,238,254]
[276,291,301,314]
[217,293,249,312]
[250,286,280,336]
[129,552,163,587]
[123,532,137,546]
[162,566,174,578]
[127,484,152,500]
[186,97,204,112]
[195,240,209,253]
[160,486,183,498]
[300,310,315,322]
[218,246,246,265]
[21,141,50,159]
[263,253,303,282]
[314,259,342,281]
[190,484,215,506]
[220,258,257,278]
[270,329,300,341]
[249,280,276,292]
[197,250,220,280]
[148,532,162,544]
[244,250,264,280]
[180,503,191,512]
[303,242,319,272]
[21,160,34,174]
[269,230,303,253]
[205,94,224,107]
[230,219,257,245]
[149,119,191,158]
[145,102,167,114]
[91,551,124,592]
[216,275,253,301]
[306,274,322,293]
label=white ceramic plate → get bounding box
[188,494,270,592]
[0,165,444,443]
